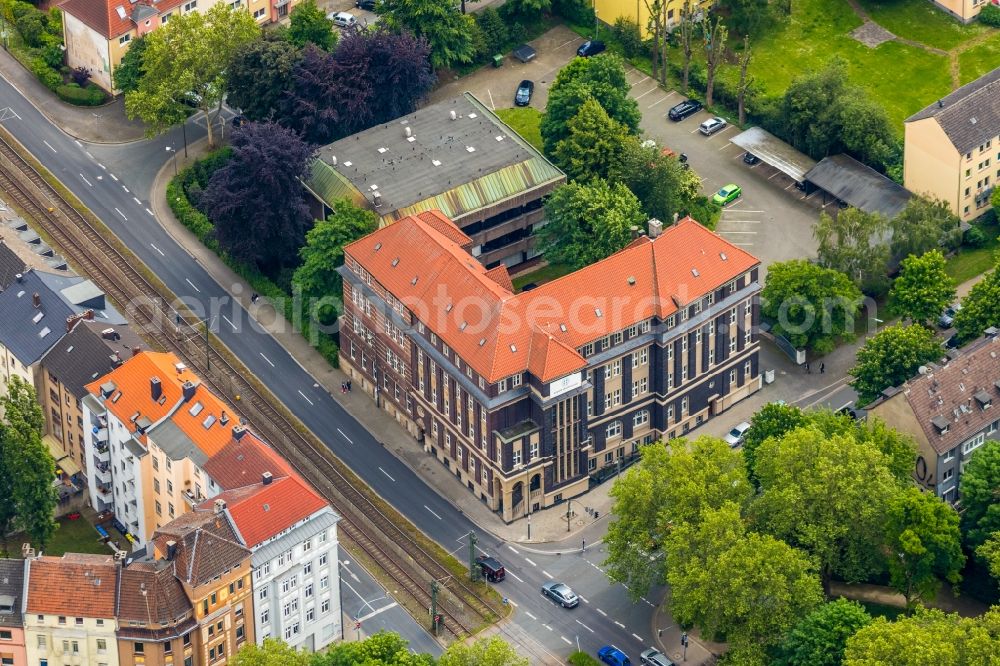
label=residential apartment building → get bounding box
[340,212,762,520]
[82,351,237,546]
[928,0,998,23]
[0,559,26,666]
[306,93,566,271]
[593,0,713,37]
[200,434,342,651]
[150,509,254,666]
[904,66,1000,222]
[868,330,1000,504]
[22,553,120,666]
[59,0,298,94]
[116,558,199,666]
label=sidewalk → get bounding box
[829,581,990,618]
[0,47,146,144]
[650,594,721,666]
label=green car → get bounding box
[713,183,742,206]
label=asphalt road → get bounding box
[0,76,659,662]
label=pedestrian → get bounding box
[347,380,352,392]
[581,539,586,553]
[820,363,825,374]
[805,362,811,373]
[341,382,346,394]
[251,293,258,304]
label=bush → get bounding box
[612,16,643,59]
[568,652,602,666]
[964,225,989,248]
[40,43,64,69]
[552,0,594,25]
[56,82,106,106]
[29,57,61,91]
[475,6,508,56]
[15,12,45,47]
[979,3,1000,26]
[70,66,90,86]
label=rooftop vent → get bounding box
[495,135,504,142]
[32,292,40,308]
[262,471,273,485]
[692,268,700,277]
[373,191,382,208]
[174,362,186,374]
[720,252,728,261]
[479,338,486,347]
[377,147,387,154]
[468,113,477,119]
[220,411,229,425]
[466,146,476,153]
[374,242,382,251]
[404,127,412,138]
[100,381,117,399]
[411,276,418,285]
[38,327,50,338]
[391,257,400,267]
[32,311,43,323]
[510,344,517,352]
[232,424,247,441]
[343,161,352,167]
[559,324,567,332]
[627,276,636,286]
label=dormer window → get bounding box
[931,415,950,435]
[975,390,992,410]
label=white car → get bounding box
[327,11,357,28]
[724,421,751,448]
[699,116,727,136]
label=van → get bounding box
[328,11,357,28]
[476,555,505,582]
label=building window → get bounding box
[183,0,197,10]
[634,410,649,427]
[512,449,522,466]
[612,331,623,345]
[942,468,954,482]
[633,347,648,368]
[530,441,539,459]
[261,609,269,625]
[606,421,622,439]
[321,599,330,614]
[962,433,986,455]
[681,397,689,415]
[119,33,131,45]
[134,643,144,655]
[632,377,648,397]
[582,343,594,357]
[744,360,752,380]
[511,373,522,387]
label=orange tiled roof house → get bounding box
[339,211,764,521]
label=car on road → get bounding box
[577,40,606,57]
[356,0,376,8]
[598,645,632,666]
[328,11,357,28]
[743,152,760,165]
[944,332,960,349]
[939,303,962,328]
[699,116,728,136]
[514,80,534,107]
[712,183,742,206]
[541,581,579,608]
[667,98,702,121]
[476,555,506,582]
[640,648,675,666]
[724,421,752,448]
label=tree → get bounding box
[313,631,435,665]
[837,93,898,171]
[953,261,1000,344]
[609,138,701,225]
[884,487,965,613]
[642,0,665,84]
[537,179,644,270]
[890,250,956,326]
[604,438,752,599]
[736,35,754,126]
[678,1,695,93]
[124,3,260,148]
[978,532,1000,580]
[959,440,1000,552]
[993,185,1000,216]
[552,99,633,183]
[889,196,962,262]
[752,426,901,593]
[540,54,640,156]
[844,608,998,665]
[438,636,529,666]
[288,0,336,50]
[849,324,942,406]
[815,207,891,296]
[503,0,551,17]
[113,35,148,94]
[703,18,727,108]
[474,7,507,56]
[776,599,873,666]
[0,377,57,551]
[199,121,315,273]
[293,198,380,304]
[760,260,863,354]
[226,37,302,122]
[665,503,824,660]
[741,401,806,486]
[720,0,771,36]
[233,638,312,666]
[379,0,477,69]
[858,418,919,487]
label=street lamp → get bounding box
[165,145,177,177]
[517,463,531,540]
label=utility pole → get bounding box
[430,580,440,635]
[681,632,689,661]
[469,532,480,582]
[203,321,211,372]
[566,500,572,533]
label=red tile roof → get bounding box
[346,214,759,382]
[153,511,250,588]
[26,554,118,618]
[59,0,185,40]
[202,432,297,491]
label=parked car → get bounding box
[231,115,248,129]
[640,648,675,666]
[515,80,534,107]
[476,555,506,582]
[743,152,760,165]
[724,421,752,448]
[939,303,962,328]
[513,44,536,63]
[356,0,376,9]
[328,11,357,28]
[712,183,742,206]
[541,581,579,608]
[944,333,960,349]
[598,646,632,666]
[667,98,702,121]
[577,40,607,57]
[699,116,728,136]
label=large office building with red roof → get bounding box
[340,211,763,521]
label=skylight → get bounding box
[188,401,204,417]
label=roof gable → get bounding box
[905,67,1000,155]
[26,554,117,618]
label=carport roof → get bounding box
[729,127,817,183]
[804,154,913,219]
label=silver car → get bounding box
[541,581,579,608]
[699,116,727,136]
[640,648,675,666]
[939,303,962,328]
[724,421,752,448]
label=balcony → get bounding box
[182,489,203,507]
[93,443,110,463]
[96,483,112,499]
[93,426,108,444]
[93,462,112,484]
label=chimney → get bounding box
[404,126,412,138]
[232,424,247,441]
[373,191,382,208]
[630,225,640,240]
[262,471,273,485]
[165,540,177,561]
[150,377,162,402]
[15,273,22,283]
[449,109,457,120]
[181,381,196,402]
[32,292,40,308]
[220,411,229,425]
[648,218,663,238]
[214,499,226,514]
[131,346,141,358]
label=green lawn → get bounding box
[512,262,574,290]
[43,516,110,556]
[958,33,1000,84]
[946,240,1000,285]
[495,107,544,152]
[858,0,987,51]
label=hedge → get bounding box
[568,652,602,666]
[979,3,1000,26]
[55,83,106,106]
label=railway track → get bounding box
[0,134,501,640]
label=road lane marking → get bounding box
[150,243,164,256]
[544,625,553,631]
[506,598,518,607]
[614,621,625,629]
[114,207,127,220]
[634,87,658,100]
[580,596,589,603]
[642,598,655,607]
[122,186,129,193]
[648,92,677,108]
[596,608,607,616]
[297,389,314,405]
[85,151,93,159]
[524,558,537,567]
[718,141,736,150]
[146,208,154,216]
[133,197,142,205]
[79,174,92,186]
[630,75,650,87]
[768,171,780,180]
[43,140,56,153]
[632,633,643,641]
[576,619,594,633]
[541,570,553,579]
[506,570,524,582]
[378,467,396,482]
[259,352,275,367]
[424,505,442,520]
[110,174,118,181]
[98,163,106,170]
[337,428,353,444]
[507,546,519,554]
[184,278,200,293]
[525,611,537,620]
[222,315,237,330]
[357,602,398,622]
[74,140,82,147]
[560,636,572,645]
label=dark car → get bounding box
[743,152,760,165]
[668,98,702,121]
[476,555,506,582]
[541,581,579,607]
[577,40,606,57]
[231,115,248,129]
[598,646,631,666]
[356,0,376,9]
[515,80,534,107]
